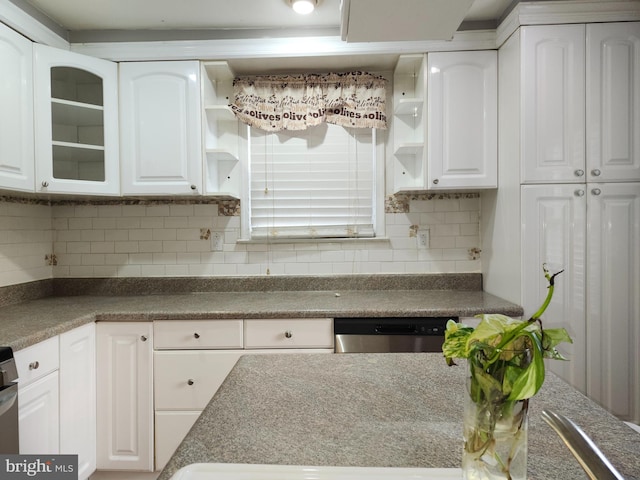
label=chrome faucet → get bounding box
[541,409,625,480]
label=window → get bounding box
[242,123,384,240]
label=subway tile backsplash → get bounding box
[0,193,481,286]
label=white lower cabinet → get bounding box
[59,323,96,480]
[153,318,333,470]
[96,322,153,471]
[18,372,60,454]
[520,182,640,422]
[153,349,243,469]
[15,336,60,454]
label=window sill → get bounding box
[237,237,391,245]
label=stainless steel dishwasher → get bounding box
[334,317,455,353]
[0,347,19,453]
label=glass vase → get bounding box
[462,348,530,480]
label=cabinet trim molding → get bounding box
[496,1,640,48]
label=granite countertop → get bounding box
[0,289,522,351]
[158,353,640,480]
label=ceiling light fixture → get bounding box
[291,0,317,15]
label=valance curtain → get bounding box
[230,71,387,132]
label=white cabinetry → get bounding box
[585,183,640,421]
[0,23,34,192]
[521,22,640,184]
[119,61,203,195]
[15,336,60,454]
[427,51,497,189]
[244,318,334,349]
[521,24,586,184]
[201,61,245,197]
[521,185,587,391]
[59,323,96,480]
[392,54,426,192]
[153,319,243,470]
[96,322,153,471]
[33,44,119,195]
[153,318,333,470]
[587,22,640,182]
[484,21,640,423]
[392,51,497,192]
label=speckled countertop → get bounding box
[158,353,640,480]
[0,289,522,351]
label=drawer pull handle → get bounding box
[194,333,200,339]
[140,335,148,342]
[187,379,194,386]
[284,330,293,339]
[29,361,40,370]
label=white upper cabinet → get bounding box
[0,23,34,192]
[201,61,244,197]
[427,50,497,189]
[33,44,119,195]
[120,61,203,196]
[392,54,427,192]
[521,24,586,184]
[587,22,640,182]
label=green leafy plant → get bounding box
[443,265,573,479]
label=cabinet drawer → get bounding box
[15,336,59,386]
[154,350,242,409]
[244,318,333,349]
[154,320,243,349]
[155,411,200,470]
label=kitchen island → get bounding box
[158,353,640,480]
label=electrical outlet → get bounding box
[211,232,224,251]
[417,229,429,249]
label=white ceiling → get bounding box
[18,0,515,34]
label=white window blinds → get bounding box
[249,123,376,239]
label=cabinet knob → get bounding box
[433,179,439,185]
[591,188,602,196]
[574,189,585,197]
[194,333,200,339]
[190,184,197,190]
[591,169,601,177]
[574,169,585,177]
[140,335,148,342]
[28,361,40,370]
[284,330,293,339]
[41,181,49,188]
[187,379,194,386]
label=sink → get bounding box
[169,463,462,480]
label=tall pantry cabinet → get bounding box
[482,22,640,423]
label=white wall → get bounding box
[0,193,481,285]
[0,200,53,287]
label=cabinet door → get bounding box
[96,322,153,471]
[587,22,640,183]
[586,182,640,422]
[0,23,34,192]
[33,44,119,195]
[427,50,497,189]
[120,61,202,195]
[18,371,59,454]
[521,25,586,184]
[521,184,587,393]
[60,323,96,480]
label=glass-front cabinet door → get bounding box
[34,44,119,195]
